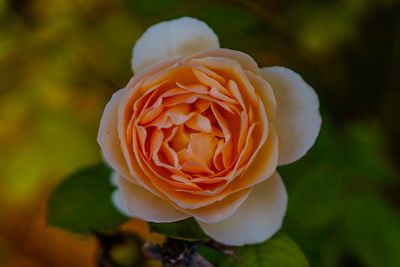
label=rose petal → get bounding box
[197,172,287,245]
[188,189,251,223]
[110,171,120,187]
[186,49,259,73]
[132,17,219,74]
[260,67,322,165]
[111,190,132,217]
[245,71,276,118]
[187,132,218,166]
[117,175,190,222]
[232,124,277,190]
[223,98,277,193]
[97,90,132,181]
[185,114,212,133]
[190,55,258,105]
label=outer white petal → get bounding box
[117,176,190,223]
[260,67,322,165]
[97,90,132,179]
[110,171,132,217]
[112,190,132,217]
[197,173,287,246]
[188,189,251,224]
[110,171,119,187]
[132,17,220,73]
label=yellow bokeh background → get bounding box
[1,1,145,266]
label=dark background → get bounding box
[0,0,399,266]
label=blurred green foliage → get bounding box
[280,122,400,267]
[1,0,399,266]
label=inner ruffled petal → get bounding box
[170,125,191,151]
[125,57,272,202]
[187,132,218,166]
[185,114,212,133]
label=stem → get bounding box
[144,237,213,267]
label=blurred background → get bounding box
[0,0,399,266]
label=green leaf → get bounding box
[198,245,225,265]
[219,232,309,267]
[149,218,210,241]
[47,163,128,234]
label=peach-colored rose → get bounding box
[98,17,321,246]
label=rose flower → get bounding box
[98,17,321,246]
